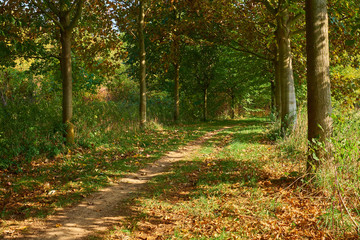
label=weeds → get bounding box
[271,106,360,238]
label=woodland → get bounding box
[0,0,360,239]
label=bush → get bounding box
[0,85,178,170]
[0,97,65,168]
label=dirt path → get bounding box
[18,127,229,240]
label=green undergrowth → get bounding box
[317,109,360,237]
[93,117,357,239]
[0,112,244,223]
[269,107,360,238]
[96,118,315,239]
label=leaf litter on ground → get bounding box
[0,121,231,238]
[95,120,359,240]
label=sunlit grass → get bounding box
[0,115,238,222]
[101,119,305,239]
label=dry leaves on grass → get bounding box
[108,137,344,240]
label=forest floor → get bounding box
[1,119,357,239]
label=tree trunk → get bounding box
[306,0,332,172]
[230,92,235,119]
[277,10,297,134]
[0,70,10,106]
[60,20,74,145]
[173,62,180,122]
[274,59,282,118]
[138,0,147,129]
[270,79,275,113]
[203,87,208,122]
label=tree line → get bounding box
[1,0,359,173]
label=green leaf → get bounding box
[312,153,319,161]
[345,40,355,46]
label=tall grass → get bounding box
[272,106,360,237]
[318,109,360,236]
[0,91,174,170]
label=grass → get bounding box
[1,125,208,218]
[2,111,359,239]
[92,118,341,239]
[268,107,360,239]
[0,111,245,237]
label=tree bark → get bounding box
[173,61,180,122]
[138,0,147,129]
[274,59,282,117]
[30,0,83,144]
[230,92,235,119]
[203,87,208,122]
[277,10,297,134]
[270,78,275,113]
[60,16,74,145]
[306,0,332,172]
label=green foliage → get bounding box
[215,47,272,117]
[0,99,64,169]
[331,53,360,107]
[0,68,64,168]
[314,109,360,236]
[332,111,360,168]
[273,105,360,236]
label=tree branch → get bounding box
[31,0,64,32]
[69,0,80,13]
[260,0,276,15]
[227,43,272,61]
[16,53,60,60]
[290,28,305,36]
[69,0,84,30]
[44,0,60,16]
[288,12,304,26]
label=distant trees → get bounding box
[1,0,335,171]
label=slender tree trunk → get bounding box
[138,0,146,129]
[230,92,235,119]
[171,6,181,123]
[60,19,74,145]
[173,62,180,122]
[270,79,275,113]
[306,0,332,172]
[0,71,9,106]
[274,59,282,118]
[203,87,208,122]
[277,10,297,134]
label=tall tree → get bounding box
[2,0,119,144]
[138,0,147,129]
[305,0,332,172]
[170,11,181,122]
[172,36,181,122]
[30,0,84,144]
[260,0,305,133]
[145,0,191,122]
